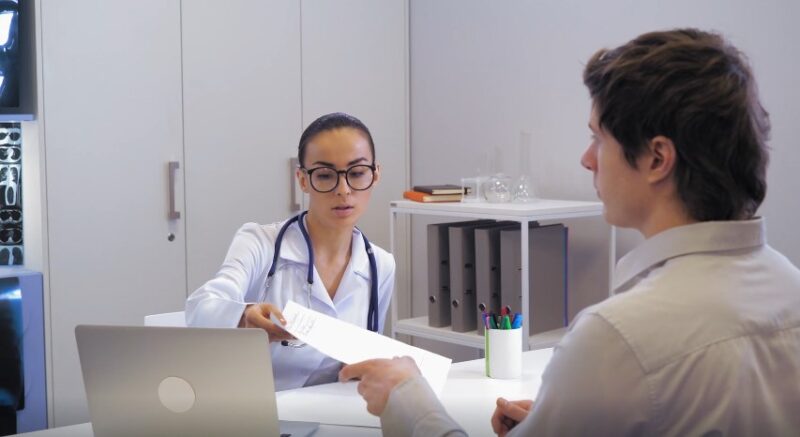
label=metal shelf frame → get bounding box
[389,198,615,350]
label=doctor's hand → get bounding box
[338,356,421,416]
[491,397,534,436]
[239,303,293,342]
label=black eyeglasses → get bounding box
[302,164,376,193]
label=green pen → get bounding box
[501,315,512,330]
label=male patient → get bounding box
[340,28,800,436]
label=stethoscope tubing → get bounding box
[267,211,379,332]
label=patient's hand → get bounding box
[239,303,293,342]
[339,357,421,416]
[491,397,534,436]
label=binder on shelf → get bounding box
[449,221,501,332]
[474,221,527,336]
[427,219,492,327]
[500,223,568,336]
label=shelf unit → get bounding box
[389,198,614,350]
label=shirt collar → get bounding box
[613,218,766,292]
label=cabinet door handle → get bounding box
[168,161,180,220]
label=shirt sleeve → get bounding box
[380,375,467,437]
[185,224,271,327]
[509,312,653,437]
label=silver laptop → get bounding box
[75,325,319,437]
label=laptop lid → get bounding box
[75,325,316,437]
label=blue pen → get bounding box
[511,313,523,329]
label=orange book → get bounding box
[403,190,463,203]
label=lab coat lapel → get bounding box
[332,228,371,306]
[349,228,371,281]
[275,221,309,265]
[277,221,370,311]
[276,219,336,311]
[273,222,334,310]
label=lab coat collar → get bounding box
[278,218,370,307]
[275,217,370,276]
[329,228,371,308]
[273,217,310,265]
[613,218,766,292]
[349,227,372,280]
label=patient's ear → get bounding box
[645,136,677,184]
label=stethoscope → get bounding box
[266,211,380,342]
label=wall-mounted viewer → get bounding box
[0,0,35,121]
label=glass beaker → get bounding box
[483,173,512,203]
[513,130,534,202]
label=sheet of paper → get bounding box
[276,381,379,428]
[281,300,452,394]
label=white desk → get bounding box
[15,423,379,437]
[17,349,554,437]
[276,348,553,436]
[441,348,552,435]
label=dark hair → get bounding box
[583,28,770,221]
[298,112,375,168]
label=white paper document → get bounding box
[281,300,452,394]
[276,381,380,428]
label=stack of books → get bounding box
[403,184,464,202]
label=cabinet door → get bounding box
[40,0,186,425]
[301,0,409,249]
[182,0,302,292]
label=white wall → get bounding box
[409,0,800,360]
[301,0,409,253]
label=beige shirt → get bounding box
[382,219,800,436]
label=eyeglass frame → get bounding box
[300,163,377,193]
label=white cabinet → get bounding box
[389,199,613,350]
[38,0,408,426]
[181,1,302,292]
[40,0,188,425]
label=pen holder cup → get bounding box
[485,327,522,379]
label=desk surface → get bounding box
[17,349,554,437]
[15,423,380,437]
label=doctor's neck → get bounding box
[303,211,354,256]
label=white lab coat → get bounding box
[185,218,395,391]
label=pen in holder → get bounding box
[485,326,522,379]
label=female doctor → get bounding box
[185,112,395,391]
